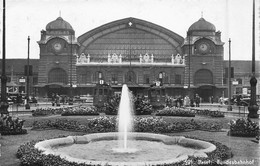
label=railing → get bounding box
[75,53,185,66]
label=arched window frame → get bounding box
[48,68,68,84]
[125,70,136,83]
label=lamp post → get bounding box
[227,38,232,111]
[25,36,30,109]
[187,31,191,98]
[68,34,73,105]
[248,0,259,118]
[0,0,9,115]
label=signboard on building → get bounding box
[232,81,238,85]
[242,88,248,95]
[19,77,26,83]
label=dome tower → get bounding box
[182,17,225,102]
[188,17,216,36]
[46,17,74,33]
[37,16,79,96]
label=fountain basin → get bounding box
[35,132,216,166]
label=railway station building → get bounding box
[1,16,259,102]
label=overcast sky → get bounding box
[0,0,259,60]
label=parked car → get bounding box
[28,96,38,103]
[80,95,93,103]
[223,94,250,106]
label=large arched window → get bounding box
[194,69,213,85]
[125,70,136,83]
[93,71,103,83]
[158,72,169,84]
[48,68,67,84]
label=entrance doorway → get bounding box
[46,84,67,97]
[196,85,214,102]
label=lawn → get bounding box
[0,113,259,166]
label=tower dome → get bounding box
[46,17,74,32]
[188,17,216,32]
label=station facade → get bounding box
[35,16,226,102]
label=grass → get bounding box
[1,113,259,166]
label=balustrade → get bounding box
[76,52,185,66]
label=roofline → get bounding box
[78,17,184,43]
[77,17,184,55]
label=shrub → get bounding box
[134,117,169,133]
[156,107,196,117]
[31,116,223,133]
[61,106,99,116]
[32,119,89,132]
[134,96,153,115]
[0,115,27,135]
[104,95,153,115]
[193,108,225,118]
[228,118,259,137]
[103,95,120,115]
[32,107,64,116]
[87,116,117,132]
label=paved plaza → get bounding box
[7,101,259,118]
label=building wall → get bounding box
[76,66,185,86]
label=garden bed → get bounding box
[61,106,99,116]
[31,116,224,133]
[32,107,65,116]
[0,115,27,136]
[155,107,196,117]
[192,108,225,118]
[228,118,259,137]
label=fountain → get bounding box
[114,84,137,153]
[35,84,217,166]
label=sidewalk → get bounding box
[199,103,260,117]
[7,102,84,114]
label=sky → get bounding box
[0,0,259,60]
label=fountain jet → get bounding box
[116,84,136,152]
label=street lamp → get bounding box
[25,36,30,109]
[187,31,191,98]
[0,0,9,115]
[68,34,73,105]
[248,0,259,118]
[227,38,232,111]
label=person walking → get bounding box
[195,94,200,107]
[184,95,190,107]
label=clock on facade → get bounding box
[53,42,62,52]
[198,43,209,53]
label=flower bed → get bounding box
[192,108,225,118]
[87,116,117,132]
[103,95,153,115]
[134,96,153,115]
[228,118,259,137]
[16,136,232,166]
[32,119,89,132]
[103,95,120,115]
[32,116,223,133]
[32,107,64,116]
[61,106,99,116]
[0,115,27,135]
[155,107,196,117]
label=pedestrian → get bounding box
[236,94,241,106]
[51,93,55,106]
[219,96,223,104]
[184,95,190,107]
[195,94,200,107]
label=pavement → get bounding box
[6,102,260,119]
